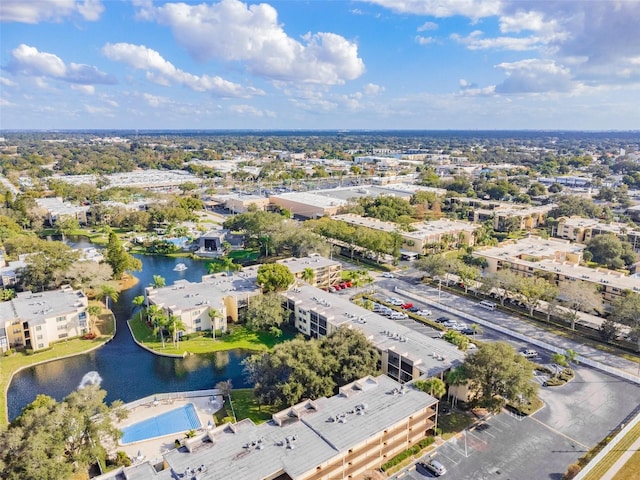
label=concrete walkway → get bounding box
[599,435,640,480]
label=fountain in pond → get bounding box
[78,371,102,389]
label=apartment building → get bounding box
[444,197,553,232]
[556,216,640,251]
[35,197,90,226]
[0,286,89,352]
[474,236,640,307]
[281,284,465,382]
[333,213,477,254]
[98,375,438,480]
[146,255,342,335]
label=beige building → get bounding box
[278,254,342,288]
[474,236,640,307]
[0,286,89,352]
[35,197,90,226]
[270,191,347,218]
[281,284,465,382]
[333,213,478,254]
[211,193,270,213]
[97,375,438,480]
[556,216,640,251]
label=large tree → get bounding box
[104,230,142,279]
[515,275,558,317]
[256,263,294,293]
[609,292,640,352]
[0,385,127,480]
[585,233,637,269]
[318,327,380,387]
[245,293,287,332]
[559,281,601,330]
[461,341,538,413]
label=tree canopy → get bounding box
[245,292,287,332]
[105,231,142,279]
[243,327,380,407]
[461,341,538,413]
[0,385,127,480]
[256,263,294,292]
[585,233,636,269]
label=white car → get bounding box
[416,309,433,316]
[520,349,538,358]
[382,272,395,278]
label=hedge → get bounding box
[380,436,435,471]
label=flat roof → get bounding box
[6,288,87,326]
[476,236,585,260]
[270,191,347,209]
[283,285,465,376]
[333,214,478,238]
[277,255,341,275]
[162,375,436,480]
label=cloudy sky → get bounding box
[1,0,639,130]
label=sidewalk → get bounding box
[600,435,640,480]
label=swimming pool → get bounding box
[120,403,202,444]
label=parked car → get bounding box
[401,302,414,309]
[520,349,539,358]
[390,312,408,319]
[416,309,433,316]
[459,327,475,335]
[408,306,420,312]
[452,322,468,331]
[420,459,447,476]
[435,316,450,323]
[443,321,459,329]
[388,298,403,306]
[382,272,394,278]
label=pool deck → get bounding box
[112,390,224,465]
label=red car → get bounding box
[401,303,414,309]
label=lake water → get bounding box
[7,243,252,421]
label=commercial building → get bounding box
[50,169,202,192]
[0,286,89,352]
[269,191,347,218]
[97,375,438,480]
[333,213,477,254]
[210,193,270,213]
[473,236,640,307]
[281,284,465,382]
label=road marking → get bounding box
[528,416,590,449]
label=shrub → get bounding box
[113,451,131,467]
[563,463,581,479]
[380,437,435,471]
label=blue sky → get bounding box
[1,0,639,130]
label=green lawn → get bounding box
[0,333,112,429]
[582,421,640,480]
[129,318,295,355]
[213,389,280,426]
[227,249,260,262]
[438,410,477,440]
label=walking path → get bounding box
[600,435,640,480]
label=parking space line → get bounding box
[467,429,492,441]
[528,416,590,449]
[438,448,464,464]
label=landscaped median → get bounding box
[0,311,115,429]
[128,316,295,355]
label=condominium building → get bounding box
[35,197,90,226]
[98,375,438,480]
[556,216,640,251]
[473,236,640,307]
[145,255,342,335]
[281,284,465,382]
[333,213,478,254]
[0,286,89,352]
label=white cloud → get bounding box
[102,42,264,97]
[228,104,276,118]
[0,77,17,87]
[71,84,95,94]
[494,58,573,94]
[7,44,116,85]
[363,83,384,95]
[0,0,103,23]
[136,0,365,85]
[363,0,503,19]
[143,93,170,107]
[417,21,438,32]
[415,36,435,46]
[451,31,541,51]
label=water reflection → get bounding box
[7,245,252,421]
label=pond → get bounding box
[7,242,252,421]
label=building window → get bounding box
[38,344,44,349]
[37,335,43,340]
[56,316,66,322]
[196,327,202,332]
[195,318,201,324]
[58,333,68,339]
[57,324,67,331]
[35,325,42,331]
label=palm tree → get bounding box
[169,314,187,348]
[446,367,467,407]
[208,308,222,339]
[415,378,447,399]
[151,275,166,289]
[550,353,568,376]
[147,305,167,347]
[97,284,119,309]
[87,305,102,335]
[471,323,483,335]
[301,267,315,285]
[565,349,579,370]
